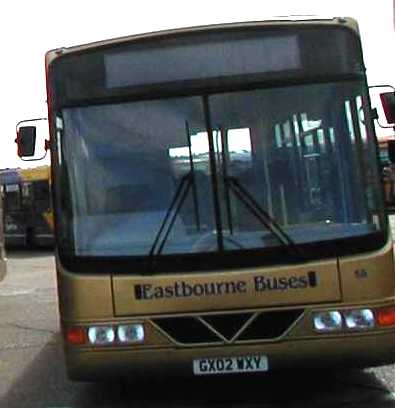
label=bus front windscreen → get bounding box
[58,79,385,268]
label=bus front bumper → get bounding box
[65,329,395,381]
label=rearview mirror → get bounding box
[15,126,36,157]
[380,92,395,125]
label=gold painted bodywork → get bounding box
[339,239,395,302]
[57,238,395,380]
[66,332,395,380]
[113,259,340,316]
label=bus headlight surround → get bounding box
[344,309,375,329]
[313,311,342,332]
[117,324,145,343]
[87,326,115,345]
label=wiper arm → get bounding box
[148,121,201,266]
[225,176,305,259]
[149,172,193,259]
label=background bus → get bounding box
[379,136,395,206]
[0,165,53,248]
[0,196,6,281]
[16,17,395,381]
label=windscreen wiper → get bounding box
[148,121,201,265]
[224,176,305,259]
[218,126,304,259]
[148,171,193,259]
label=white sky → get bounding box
[2,0,395,169]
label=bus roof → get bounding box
[45,17,359,67]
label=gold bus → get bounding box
[16,17,395,380]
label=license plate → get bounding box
[193,355,268,375]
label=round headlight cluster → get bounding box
[344,309,375,329]
[117,324,145,343]
[313,308,375,332]
[82,324,145,346]
[88,326,116,345]
[313,311,342,332]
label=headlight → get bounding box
[87,326,115,345]
[117,324,145,343]
[344,309,375,329]
[313,311,342,332]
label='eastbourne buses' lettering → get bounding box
[134,272,317,300]
[134,280,247,300]
[254,271,317,291]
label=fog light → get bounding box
[117,324,145,343]
[87,326,115,345]
[344,309,375,329]
[313,311,342,332]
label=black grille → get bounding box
[152,317,220,344]
[238,310,304,340]
[201,313,253,340]
[152,309,304,345]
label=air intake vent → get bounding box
[238,310,304,340]
[152,317,220,344]
[151,309,304,345]
[201,313,253,340]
